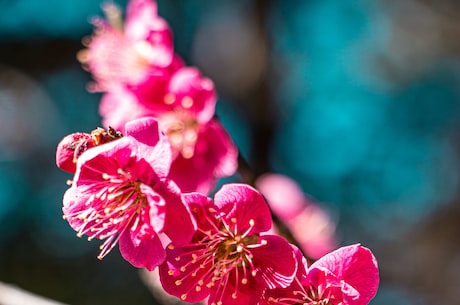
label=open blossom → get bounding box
[79,0,181,92]
[262,244,379,305]
[158,184,297,305]
[62,117,196,270]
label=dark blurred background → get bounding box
[2,0,460,304]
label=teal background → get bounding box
[1,0,460,304]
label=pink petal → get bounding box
[206,120,239,178]
[213,286,263,305]
[125,117,172,178]
[214,183,272,234]
[157,179,196,245]
[141,184,166,232]
[158,244,210,303]
[125,116,160,146]
[62,186,88,231]
[312,244,379,305]
[119,229,166,271]
[167,120,237,194]
[125,0,174,67]
[167,67,216,123]
[99,87,148,133]
[255,173,309,220]
[142,136,172,178]
[249,235,297,289]
[125,0,158,35]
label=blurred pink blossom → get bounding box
[79,0,179,91]
[256,173,338,259]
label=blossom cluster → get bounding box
[55,0,380,304]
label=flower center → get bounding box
[158,106,199,159]
[166,209,266,303]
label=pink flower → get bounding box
[158,184,297,305]
[80,0,180,91]
[255,173,338,259]
[99,67,238,194]
[62,117,196,270]
[262,244,379,305]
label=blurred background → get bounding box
[1,0,460,304]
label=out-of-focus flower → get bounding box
[79,0,179,92]
[159,184,297,305]
[79,0,238,195]
[256,173,337,259]
[99,67,238,194]
[62,117,196,270]
[262,244,379,305]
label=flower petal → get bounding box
[214,183,272,234]
[158,244,210,303]
[167,120,237,194]
[158,179,196,245]
[119,229,166,271]
[125,116,160,147]
[312,244,379,305]
[250,235,298,289]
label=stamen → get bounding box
[181,96,194,108]
[164,93,175,105]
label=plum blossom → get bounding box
[99,66,238,194]
[62,117,196,270]
[81,0,237,194]
[262,244,379,305]
[79,0,181,92]
[158,183,297,305]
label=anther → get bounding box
[181,96,193,108]
[164,93,175,105]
